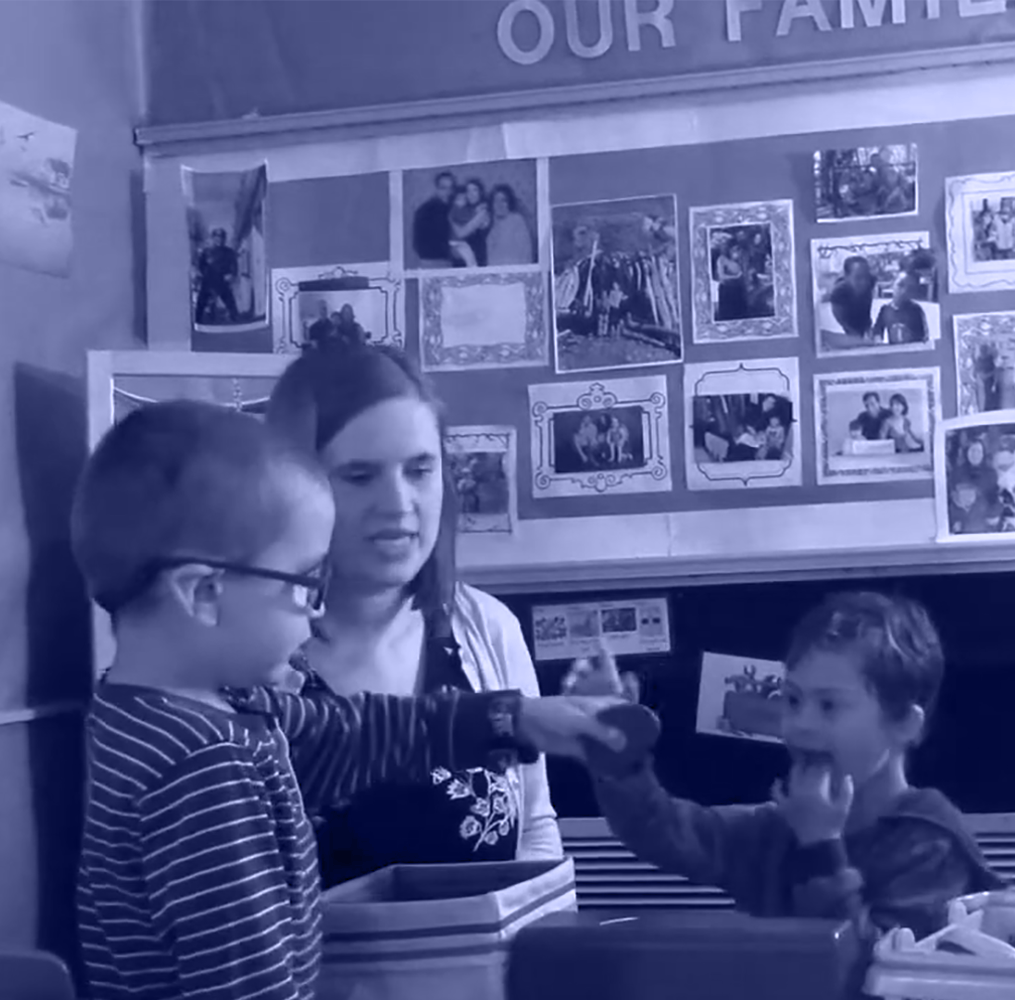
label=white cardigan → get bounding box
[450,583,564,861]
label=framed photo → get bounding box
[419,271,549,372]
[811,232,938,358]
[684,357,801,491]
[954,311,1015,417]
[935,411,1015,543]
[528,374,672,499]
[696,652,786,744]
[271,263,404,354]
[399,158,544,276]
[550,195,682,374]
[689,199,796,344]
[945,171,1015,293]
[814,368,940,486]
[183,164,269,338]
[814,144,918,223]
[444,425,517,535]
[531,595,671,663]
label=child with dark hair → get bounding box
[872,271,929,345]
[568,591,1003,945]
[73,399,625,1000]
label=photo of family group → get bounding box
[528,375,672,498]
[954,311,1015,416]
[183,164,269,336]
[814,144,918,222]
[444,425,517,535]
[552,407,645,475]
[815,369,938,485]
[684,359,802,491]
[708,223,774,322]
[811,232,938,357]
[551,194,682,374]
[936,413,1015,542]
[401,159,540,273]
[946,172,1015,293]
[690,201,796,343]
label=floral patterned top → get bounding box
[292,610,520,888]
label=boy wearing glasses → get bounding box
[73,401,625,1000]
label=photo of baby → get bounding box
[815,369,939,485]
[937,414,1015,541]
[811,233,938,358]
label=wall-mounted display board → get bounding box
[135,30,1015,596]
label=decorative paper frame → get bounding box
[811,231,939,358]
[814,367,940,486]
[528,374,671,499]
[444,425,517,536]
[689,199,797,344]
[271,263,404,354]
[550,193,683,375]
[934,410,1015,545]
[684,357,802,491]
[953,311,1015,417]
[946,172,1015,294]
[420,270,549,372]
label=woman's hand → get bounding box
[517,695,628,762]
[561,648,640,703]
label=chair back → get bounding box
[0,949,77,1000]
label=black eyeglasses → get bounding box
[99,556,331,616]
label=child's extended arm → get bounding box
[593,764,779,905]
[139,743,313,1000]
[238,686,618,816]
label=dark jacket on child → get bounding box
[596,767,1004,942]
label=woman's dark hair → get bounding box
[489,183,519,213]
[266,345,458,617]
[889,392,909,415]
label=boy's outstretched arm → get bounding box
[594,764,778,902]
[139,743,315,1000]
[236,686,624,815]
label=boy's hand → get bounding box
[772,765,854,846]
[518,695,628,762]
[561,648,641,703]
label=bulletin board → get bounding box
[139,62,1015,586]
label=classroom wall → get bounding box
[0,0,144,969]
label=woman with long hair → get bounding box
[267,344,562,887]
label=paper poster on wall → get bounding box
[946,171,1015,294]
[696,652,785,744]
[811,231,938,358]
[814,368,939,486]
[550,195,682,374]
[400,157,543,275]
[531,596,670,663]
[0,98,75,277]
[445,425,517,535]
[814,144,918,223]
[684,357,801,491]
[953,311,1015,417]
[271,263,404,354]
[419,271,548,371]
[689,199,796,344]
[935,411,1015,543]
[183,163,269,339]
[528,374,672,499]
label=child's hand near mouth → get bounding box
[772,764,854,847]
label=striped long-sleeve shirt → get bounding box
[78,681,533,1000]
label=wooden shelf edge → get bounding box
[460,542,1015,594]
